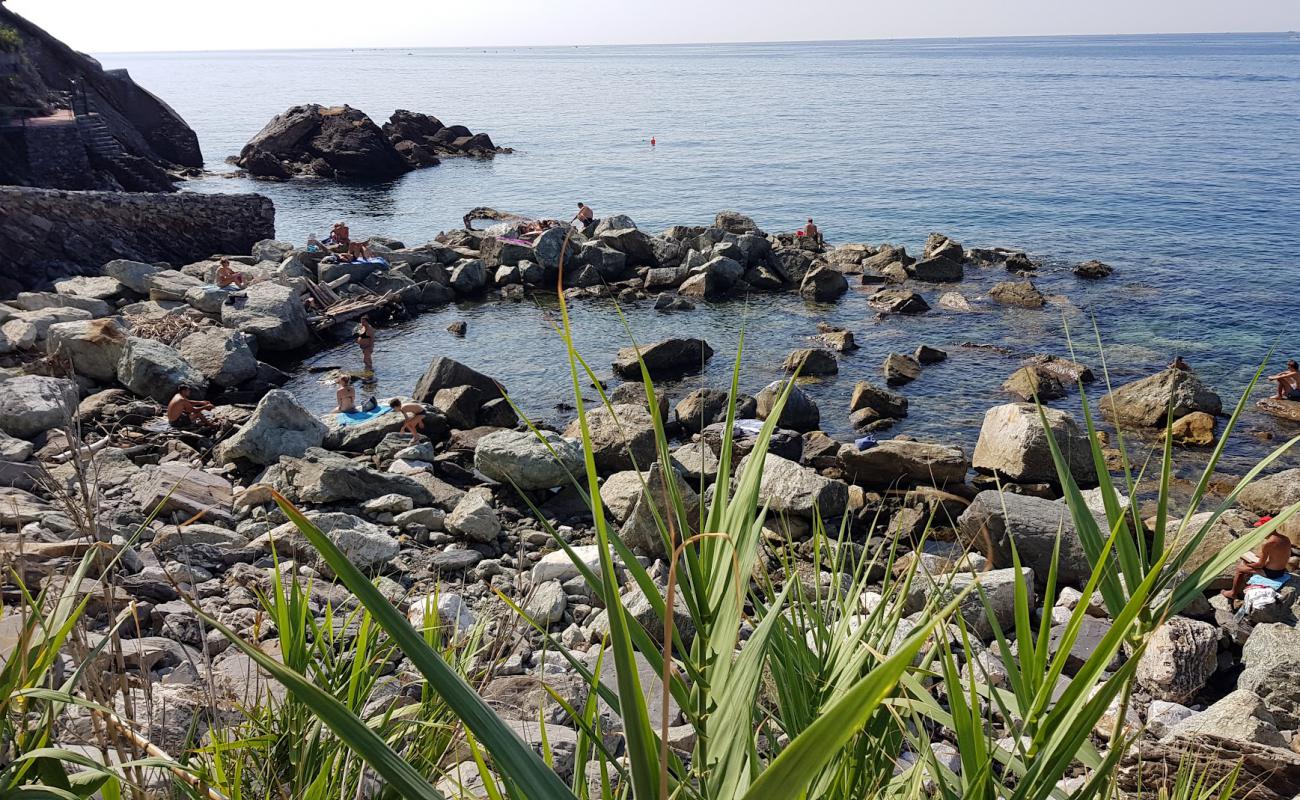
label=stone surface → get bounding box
[619,462,699,557]
[474,430,584,490]
[258,512,398,572]
[989,280,1045,308]
[740,452,848,519]
[1002,366,1066,401]
[957,490,1095,588]
[1135,616,1219,703]
[972,403,1094,485]
[1166,411,1217,446]
[783,348,838,376]
[214,390,327,465]
[882,353,922,386]
[755,380,820,432]
[799,266,849,300]
[220,282,309,351]
[1163,690,1287,748]
[841,439,969,488]
[46,318,128,382]
[1099,368,1222,427]
[266,449,432,505]
[1238,468,1300,516]
[116,337,207,403]
[413,356,504,404]
[563,403,656,473]
[1238,623,1300,729]
[446,493,501,543]
[612,338,713,379]
[0,375,78,438]
[849,381,908,419]
[175,328,259,388]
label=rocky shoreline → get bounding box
[2,208,1300,792]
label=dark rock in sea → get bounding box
[907,256,964,282]
[923,233,964,262]
[883,353,922,386]
[756,380,820,432]
[1002,365,1067,401]
[653,293,695,312]
[914,345,947,365]
[414,357,506,404]
[447,321,467,337]
[1023,354,1095,384]
[1004,252,1037,273]
[869,288,930,315]
[783,348,838,377]
[849,381,908,419]
[989,280,1045,309]
[612,337,713,379]
[799,266,848,301]
[1074,259,1114,279]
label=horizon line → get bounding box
[91,28,1295,57]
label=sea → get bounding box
[103,34,1300,478]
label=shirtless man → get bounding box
[390,398,429,444]
[332,375,357,413]
[575,202,594,227]
[167,385,214,431]
[1268,359,1300,400]
[804,218,822,247]
[328,222,351,253]
[1221,528,1293,601]
[215,258,248,289]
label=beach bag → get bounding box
[361,395,378,412]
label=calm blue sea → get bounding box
[105,34,1300,475]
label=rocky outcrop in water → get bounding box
[234,105,509,181]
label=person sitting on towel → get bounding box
[216,258,248,289]
[167,385,215,431]
[332,375,357,414]
[1222,526,1292,602]
[327,221,351,252]
[1268,359,1300,400]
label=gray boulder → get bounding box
[105,259,164,293]
[906,256,964,282]
[1099,368,1222,427]
[413,357,504,404]
[1238,623,1300,729]
[563,403,656,473]
[1163,689,1288,748]
[989,280,1045,308]
[176,328,259,388]
[972,403,1094,485]
[849,381,908,419]
[258,512,398,573]
[619,461,699,558]
[214,390,326,465]
[612,338,713,379]
[450,260,488,294]
[0,375,78,438]
[740,452,847,519]
[1238,468,1300,516]
[1135,616,1219,703]
[446,492,501,543]
[957,490,1096,588]
[755,380,820,432]
[474,430,584,490]
[263,448,433,506]
[220,282,309,351]
[14,291,112,318]
[799,266,848,301]
[783,348,838,377]
[54,275,123,301]
[841,439,969,488]
[46,318,129,382]
[116,337,207,403]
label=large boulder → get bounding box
[957,490,1096,588]
[563,404,656,473]
[1099,368,1222,427]
[116,337,208,403]
[413,357,504,404]
[46,318,129,382]
[840,439,969,489]
[612,338,713,379]
[783,348,838,377]
[740,452,848,519]
[906,256,963,282]
[1238,469,1300,516]
[175,328,259,388]
[2,308,93,350]
[755,381,820,432]
[446,492,501,544]
[1163,689,1288,748]
[258,512,398,573]
[220,282,309,351]
[619,462,699,558]
[263,448,432,506]
[799,266,848,301]
[214,390,326,465]
[972,404,1094,485]
[1135,616,1219,703]
[1237,623,1300,729]
[849,381,908,419]
[988,280,1045,309]
[0,375,78,439]
[474,430,584,490]
[236,104,413,180]
[1002,365,1066,401]
[104,259,164,294]
[869,288,930,315]
[594,215,656,266]
[14,291,112,318]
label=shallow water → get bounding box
[99,34,1300,475]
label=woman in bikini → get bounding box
[356,315,376,373]
[331,375,357,413]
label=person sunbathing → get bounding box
[1221,527,1292,601]
[216,258,248,289]
[167,385,215,431]
[331,375,357,413]
[327,221,351,253]
[1268,359,1300,400]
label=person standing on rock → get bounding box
[803,218,822,248]
[574,202,595,230]
[1268,360,1300,399]
[1221,525,1292,602]
[356,315,376,373]
[391,398,430,444]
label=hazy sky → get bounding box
[8,0,1298,53]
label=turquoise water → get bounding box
[105,34,1300,474]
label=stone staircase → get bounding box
[71,86,152,189]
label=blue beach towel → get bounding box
[1246,572,1292,591]
[335,407,392,425]
[855,434,878,450]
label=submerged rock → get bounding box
[783,348,838,376]
[988,280,1045,309]
[612,337,713,379]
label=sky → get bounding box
[7,0,1298,53]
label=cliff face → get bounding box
[0,6,202,190]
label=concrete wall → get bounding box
[0,187,275,295]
